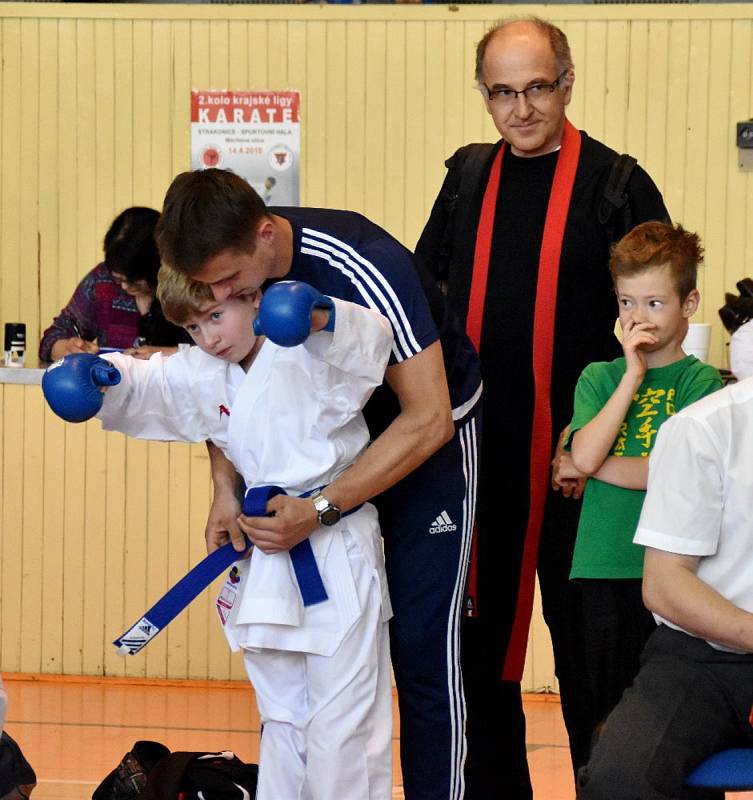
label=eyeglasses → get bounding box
[111,271,146,287]
[482,70,569,106]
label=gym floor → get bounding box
[3,675,577,799]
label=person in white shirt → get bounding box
[576,376,753,799]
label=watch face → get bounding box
[319,506,341,526]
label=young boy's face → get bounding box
[183,292,260,367]
[616,265,699,356]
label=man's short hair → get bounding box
[610,221,703,301]
[475,17,574,84]
[156,263,216,326]
[155,169,269,276]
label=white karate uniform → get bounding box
[97,298,394,800]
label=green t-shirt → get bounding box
[568,355,722,579]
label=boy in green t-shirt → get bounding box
[556,221,723,734]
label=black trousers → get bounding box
[377,409,480,800]
[580,579,657,731]
[463,487,596,799]
[578,625,753,800]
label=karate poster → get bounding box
[191,90,300,206]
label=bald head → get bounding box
[475,18,573,85]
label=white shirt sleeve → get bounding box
[302,298,393,385]
[730,319,753,381]
[634,412,724,556]
[96,349,219,443]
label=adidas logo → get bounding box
[430,511,458,534]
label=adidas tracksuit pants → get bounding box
[374,403,480,800]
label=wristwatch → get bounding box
[311,489,342,526]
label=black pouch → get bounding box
[0,731,36,800]
[92,741,170,800]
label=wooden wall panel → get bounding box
[1,3,753,689]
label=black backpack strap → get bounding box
[598,152,637,227]
[435,142,495,288]
[445,142,495,216]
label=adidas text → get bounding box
[430,511,458,534]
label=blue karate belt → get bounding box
[113,484,330,656]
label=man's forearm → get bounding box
[643,548,753,652]
[325,341,454,512]
[325,404,452,512]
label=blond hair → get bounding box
[156,263,216,325]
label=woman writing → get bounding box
[39,207,190,362]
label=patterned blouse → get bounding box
[39,263,189,362]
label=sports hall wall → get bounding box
[0,2,752,684]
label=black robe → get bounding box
[415,130,669,791]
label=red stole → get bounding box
[465,120,582,682]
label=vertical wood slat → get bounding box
[1,387,25,671]
[1,20,22,325]
[166,442,192,680]
[20,390,44,672]
[645,22,670,193]
[705,21,734,365]
[82,414,107,674]
[41,408,65,673]
[383,21,406,243]
[288,21,308,206]
[56,19,79,323]
[404,21,426,250]
[603,21,629,157]
[76,20,98,283]
[305,21,326,208]
[102,429,127,678]
[38,19,60,346]
[325,21,347,209]
[1,5,753,689]
[19,20,40,343]
[123,437,149,679]
[344,21,366,216]
[581,20,607,141]
[144,441,170,678]
[664,21,690,227]
[113,18,134,209]
[363,21,386,226]
[94,19,116,247]
[61,422,87,674]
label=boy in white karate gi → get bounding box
[42,268,394,800]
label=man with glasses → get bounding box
[416,17,668,799]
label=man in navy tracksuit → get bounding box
[156,169,482,800]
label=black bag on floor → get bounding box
[144,751,258,799]
[93,741,170,800]
[93,741,257,800]
[0,731,36,800]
